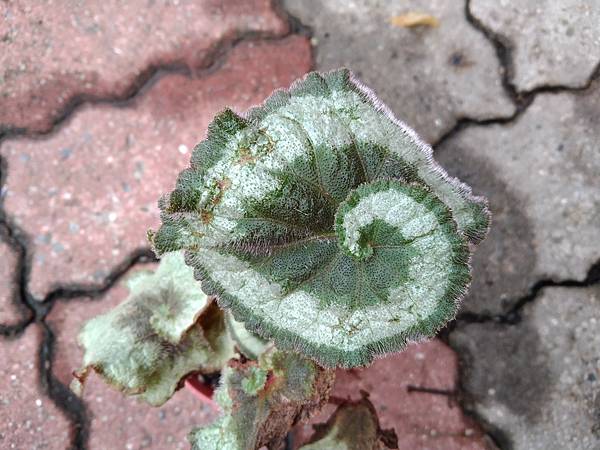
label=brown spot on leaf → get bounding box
[201,210,214,224]
[238,147,256,165]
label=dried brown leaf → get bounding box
[390,12,439,28]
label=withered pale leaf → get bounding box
[189,349,335,450]
[72,251,234,406]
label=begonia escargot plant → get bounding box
[75,69,489,449]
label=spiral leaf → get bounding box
[152,69,489,368]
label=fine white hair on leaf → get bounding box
[151,68,489,368]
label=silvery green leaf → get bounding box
[153,69,489,368]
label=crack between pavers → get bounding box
[0,224,33,336]
[0,155,35,336]
[39,321,89,450]
[465,0,600,98]
[455,257,600,327]
[406,385,456,397]
[272,0,313,40]
[273,0,317,66]
[41,248,157,306]
[2,152,158,449]
[433,59,600,149]
[431,0,600,150]
[445,258,600,450]
[0,1,312,144]
[438,5,600,447]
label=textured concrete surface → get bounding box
[0,326,71,449]
[1,36,311,300]
[437,86,600,315]
[283,0,515,143]
[295,340,496,450]
[0,0,288,133]
[471,0,600,91]
[46,263,219,450]
[451,286,600,449]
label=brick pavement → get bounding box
[0,326,71,449]
[0,0,288,133]
[1,35,311,300]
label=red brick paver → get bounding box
[46,264,218,449]
[0,239,28,327]
[0,36,312,299]
[0,0,288,133]
[295,340,496,450]
[0,326,70,449]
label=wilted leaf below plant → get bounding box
[300,395,398,450]
[189,349,335,450]
[72,251,234,406]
